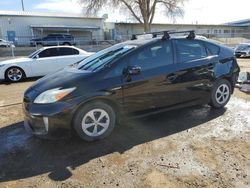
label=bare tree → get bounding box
[79,0,186,32]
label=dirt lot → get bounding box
[0,59,249,188]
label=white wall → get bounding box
[0,15,104,45]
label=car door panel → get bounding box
[172,39,216,105]
[122,40,182,114]
[31,57,59,76]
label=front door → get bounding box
[31,48,60,76]
[122,40,181,115]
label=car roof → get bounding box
[41,46,79,50]
[117,35,213,48]
[39,45,89,54]
[47,33,72,36]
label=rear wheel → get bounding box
[73,101,116,141]
[5,67,25,82]
[210,79,232,109]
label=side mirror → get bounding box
[126,66,141,76]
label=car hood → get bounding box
[27,67,93,95]
[0,57,30,65]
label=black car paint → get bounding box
[23,38,240,136]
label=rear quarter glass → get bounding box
[204,41,220,55]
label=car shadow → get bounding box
[0,105,226,182]
[0,77,42,85]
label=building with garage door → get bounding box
[0,10,104,45]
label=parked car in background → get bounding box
[234,43,250,58]
[30,34,76,46]
[0,46,93,82]
[0,39,14,47]
[23,31,240,141]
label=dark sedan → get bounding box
[23,31,240,141]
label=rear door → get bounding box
[56,47,83,66]
[122,40,183,115]
[173,39,217,104]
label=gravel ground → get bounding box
[0,58,249,188]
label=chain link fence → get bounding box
[1,32,250,57]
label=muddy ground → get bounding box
[0,59,249,188]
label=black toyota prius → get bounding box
[23,31,240,141]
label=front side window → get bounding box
[175,39,207,63]
[38,48,59,58]
[129,41,174,71]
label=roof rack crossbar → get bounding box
[131,30,171,40]
[130,30,196,40]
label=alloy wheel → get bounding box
[81,108,110,137]
[215,84,230,104]
[7,68,23,82]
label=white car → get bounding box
[0,46,93,82]
[235,43,250,58]
[0,39,14,47]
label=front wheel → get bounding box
[5,67,25,82]
[73,101,116,142]
[210,79,232,109]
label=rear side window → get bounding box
[175,39,207,63]
[205,42,220,55]
[129,40,174,71]
[58,47,79,56]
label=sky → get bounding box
[0,0,249,24]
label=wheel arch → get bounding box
[70,96,122,128]
[4,66,26,79]
[216,74,237,94]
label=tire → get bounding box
[210,79,232,109]
[5,67,25,82]
[73,101,116,142]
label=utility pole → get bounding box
[21,0,25,11]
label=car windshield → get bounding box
[236,44,250,50]
[28,49,42,58]
[78,45,135,72]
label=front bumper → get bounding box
[23,101,75,137]
[235,51,250,57]
[0,68,6,80]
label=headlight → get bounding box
[0,64,5,68]
[34,87,76,104]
